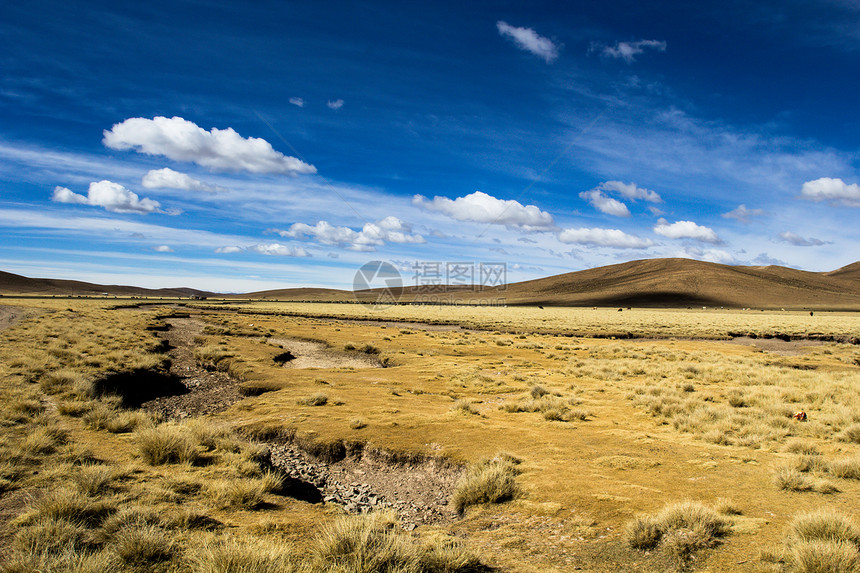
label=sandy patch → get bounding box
[268,337,381,369]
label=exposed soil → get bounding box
[140,313,462,527]
[0,305,39,331]
[726,336,825,356]
[267,337,381,369]
[141,317,244,420]
[268,443,462,528]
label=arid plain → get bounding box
[1,294,860,572]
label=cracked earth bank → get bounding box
[141,314,463,527]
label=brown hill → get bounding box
[345,258,860,309]
[483,258,860,308]
[3,258,860,309]
[0,270,213,299]
[827,261,860,282]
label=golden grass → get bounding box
[1,299,860,572]
[450,454,520,514]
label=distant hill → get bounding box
[0,270,214,299]
[827,261,860,283]
[3,258,860,309]
[482,258,860,309]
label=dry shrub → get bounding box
[451,399,478,415]
[110,523,175,567]
[207,479,267,510]
[839,423,860,444]
[774,466,838,494]
[626,501,731,558]
[714,498,742,516]
[18,487,116,528]
[787,540,860,573]
[786,440,821,456]
[349,418,367,430]
[828,456,860,480]
[194,345,234,371]
[312,510,419,571]
[784,510,860,573]
[450,455,520,515]
[297,393,328,406]
[12,516,95,556]
[191,536,301,573]
[135,423,201,465]
[311,509,481,572]
[19,423,68,457]
[70,465,120,496]
[787,510,860,548]
[39,369,90,395]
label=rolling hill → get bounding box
[3,258,860,309]
[0,270,213,299]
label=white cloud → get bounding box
[278,216,425,252]
[557,227,653,248]
[723,204,766,223]
[51,186,88,205]
[596,39,666,63]
[598,181,662,203]
[289,97,304,107]
[215,246,243,254]
[777,231,830,246]
[141,168,226,193]
[103,116,316,175]
[412,191,555,230]
[249,243,309,257]
[579,189,631,217]
[654,219,721,244]
[153,245,173,252]
[800,177,860,207]
[677,247,735,265]
[327,99,344,110]
[496,21,560,63]
[52,181,162,214]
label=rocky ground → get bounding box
[141,317,244,419]
[142,313,463,527]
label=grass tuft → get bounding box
[450,454,520,515]
[135,423,201,465]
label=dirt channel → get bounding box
[141,314,462,527]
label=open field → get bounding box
[1,299,860,571]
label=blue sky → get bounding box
[1,0,859,292]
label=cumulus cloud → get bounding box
[153,245,173,252]
[496,21,560,63]
[52,181,162,214]
[278,216,425,252]
[557,227,653,248]
[141,168,226,193]
[753,253,790,266]
[678,247,735,265]
[654,219,721,244]
[249,243,310,257]
[800,177,860,207]
[777,231,830,247]
[598,181,662,202]
[214,243,308,256]
[289,97,304,107]
[722,204,766,223]
[595,39,666,63]
[579,189,631,217]
[412,191,555,230]
[327,99,344,110]
[103,116,316,175]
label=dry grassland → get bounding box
[1,299,859,572]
